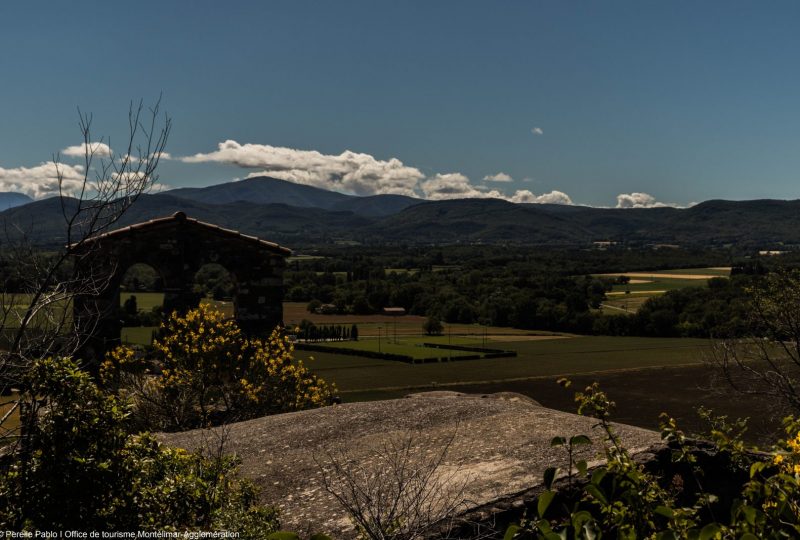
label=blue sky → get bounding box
[1,1,799,207]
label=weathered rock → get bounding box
[160,392,660,538]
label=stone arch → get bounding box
[70,212,291,364]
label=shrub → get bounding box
[104,304,336,430]
[505,380,800,539]
[0,356,279,534]
[423,316,444,336]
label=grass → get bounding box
[297,335,711,393]
[298,334,785,443]
[121,293,233,313]
[121,291,163,312]
[315,335,508,359]
[121,326,158,345]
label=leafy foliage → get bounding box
[505,381,800,539]
[104,304,336,430]
[0,356,279,535]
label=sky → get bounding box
[1,1,799,208]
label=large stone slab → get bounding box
[161,392,660,537]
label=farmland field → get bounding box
[597,266,731,313]
[298,334,780,442]
[310,334,521,360]
[296,335,710,394]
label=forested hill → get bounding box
[3,176,800,248]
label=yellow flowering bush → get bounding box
[105,304,335,430]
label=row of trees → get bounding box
[295,320,358,342]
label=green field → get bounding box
[121,291,164,311]
[121,326,158,345]
[598,267,731,313]
[122,293,233,314]
[314,335,508,359]
[296,335,710,395]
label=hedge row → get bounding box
[294,343,516,364]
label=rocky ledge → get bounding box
[160,391,660,538]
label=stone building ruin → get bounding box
[70,211,290,362]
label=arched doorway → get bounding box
[118,263,164,346]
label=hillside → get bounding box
[4,175,800,248]
[166,176,420,217]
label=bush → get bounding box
[423,316,444,336]
[0,356,279,534]
[505,380,800,539]
[104,304,336,430]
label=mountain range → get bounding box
[1,176,799,249]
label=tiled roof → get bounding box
[71,211,291,255]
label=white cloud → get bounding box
[180,140,575,205]
[182,140,423,197]
[615,192,677,209]
[0,162,86,199]
[510,189,573,205]
[420,173,573,205]
[149,181,172,193]
[483,172,513,183]
[531,127,544,136]
[61,142,112,158]
[421,173,493,200]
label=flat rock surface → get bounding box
[160,392,660,538]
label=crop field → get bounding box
[296,335,710,394]
[298,334,782,442]
[597,267,731,313]
[312,334,520,360]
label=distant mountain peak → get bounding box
[165,176,421,217]
[0,192,33,211]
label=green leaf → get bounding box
[584,484,608,505]
[569,434,592,446]
[655,505,675,519]
[582,519,599,540]
[699,523,721,540]
[590,467,607,485]
[538,490,556,517]
[543,466,558,489]
[571,510,593,529]
[576,459,588,477]
[740,504,757,526]
[503,524,521,540]
[551,436,566,447]
[738,535,759,540]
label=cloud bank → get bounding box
[182,140,423,197]
[0,162,86,199]
[615,192,680,209]
[181,140,574,205]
